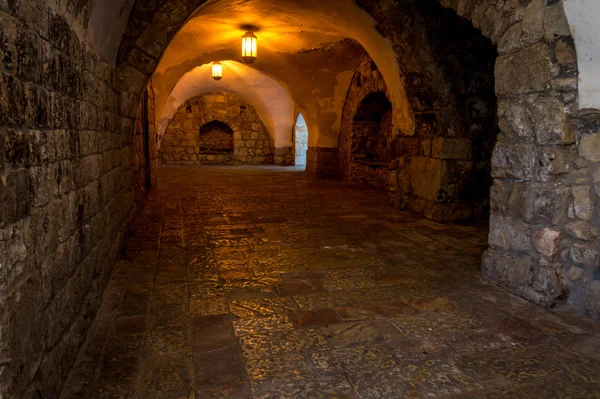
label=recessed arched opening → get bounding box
[351,92,393,166]
[159,92,275,165]
[294,113,308,168]
[198,121,234,154]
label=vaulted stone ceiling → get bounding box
[158,61,297,148]
[84,0,416,148]
[147,0,414,148]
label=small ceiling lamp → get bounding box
[212,62,223,80]
[241,31,257,64]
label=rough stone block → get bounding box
[532,265,564,299]
[568,266,585,282]
[565,220,597,241]
[524,183,570,225]
[495,43,554,95]
[531,96,574,145]
[570,243,599,268]
[543,3,571,42]
[572,185,595,221]
[482,248,533,291]
[533,228,562,259]
[488,214,532,253]
[498,100,534,141]
[538,147,571,181]
[491,142,536,180]
[410,157,442,201]
[521,0,544,45]
[0,169,31,225]
[431,138,471,160]
[580,132,600,163]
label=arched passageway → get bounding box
[1,0,600,397]
[294,113,309,168]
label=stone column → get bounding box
[273,147,294,166]
[306,148,339,179]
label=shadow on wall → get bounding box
[295,113,308,167]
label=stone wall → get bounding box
[340,49,496,217]
[159,92,274,165]
[339,58,393,191]
[306,148,339,179]
[0,2,139,397]
[274,147,294,166]
[133,83,157,209]
[352,0,600,316]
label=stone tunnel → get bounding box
[1,0,600,397]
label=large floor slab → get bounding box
[61,166,600,398]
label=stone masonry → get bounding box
[159,92,274,165]
[339,23,497,223]
[0,2,140,397]
[1,0,599,398]
[351,0,600,318]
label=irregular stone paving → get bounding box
[61,166,600,399]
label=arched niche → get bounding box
[351,92,393,165]
[198,120,234,154]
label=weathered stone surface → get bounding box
[410,157,442,201]
[531,97,574,145]
[495,43,554,95]
[565,221,596,241]
[498,100,534,141]
[579,133,600,163]
[521,0,544,45]
[568,266,585,282]
[60,166,600,398]
[488,214,532,253]
[572,185,595,221]
[543,2,572,42]
[532,266,564,298]
[159,92,274,165]
[570,243,599,268]
[538,147,572,181]
[534,228,562,260]
[524,183,571,225]
[431,138,472,160]
[491,142,536,180]
[482,248,533,291]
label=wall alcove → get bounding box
[198,120,234,154]
[351,91,393,167]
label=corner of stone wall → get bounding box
[274,147,294,166]
[306,148,340,179]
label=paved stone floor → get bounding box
[61,166,600,398]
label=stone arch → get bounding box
[155,62,297,151]
[114,0,415,141]
[113,0,596,313]
[351,92,393,164]
[159,92,274,165]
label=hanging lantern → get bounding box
[212,62,223,80]
[241,31,257,64]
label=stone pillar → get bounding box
[306,148,339,179]
[273,147,294,166]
